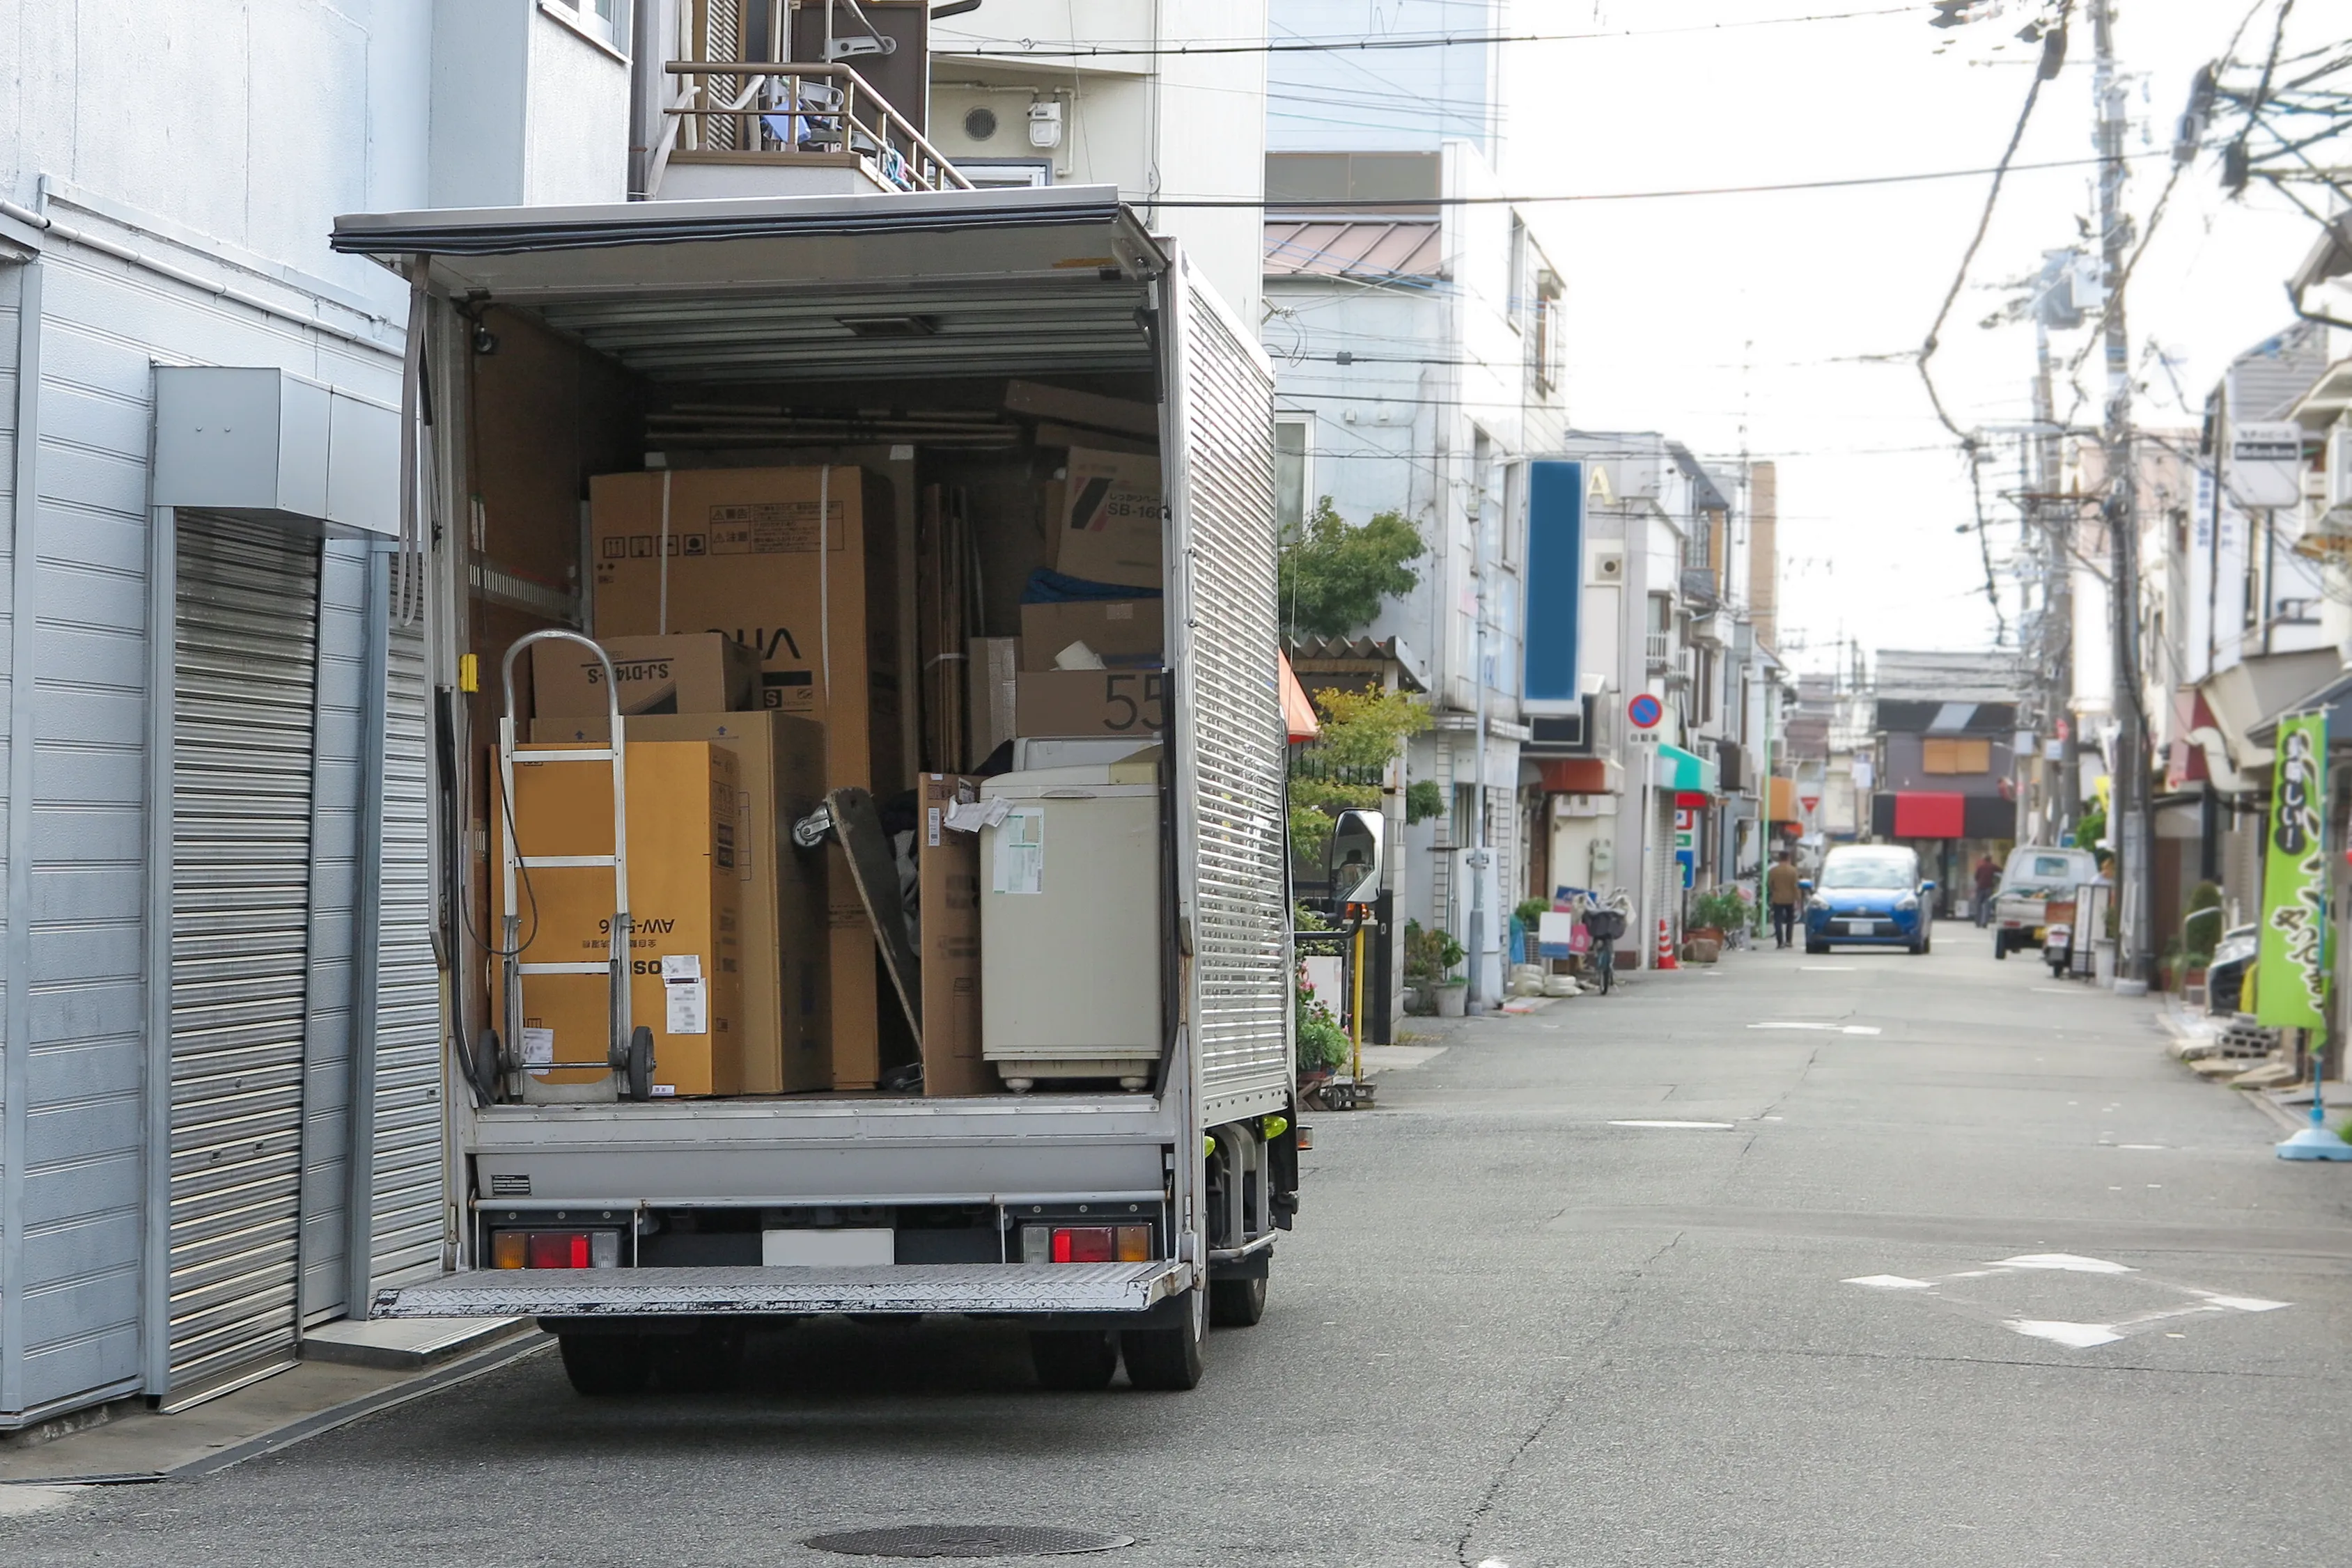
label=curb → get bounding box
[1,1331,550,1487]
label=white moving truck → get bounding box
[330,187,1298,1394]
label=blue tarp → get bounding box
[1022,568,1164,604]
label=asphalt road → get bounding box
[8,925,2349,1565]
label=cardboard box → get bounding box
[591,465,900,1088]
[494,742,743,1098]
[1018,599,1164,671]
[917,775,992,1096]
[1049,448,1162,590]
[532,633,759,719]
[968,636,1018,769]
[1016,669,1167,739]
[536,713,830,1095]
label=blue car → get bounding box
[1802,846,1936,955]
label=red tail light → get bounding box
[1051,1226,1115,1263]
[527,1231,591,1269]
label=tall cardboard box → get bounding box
[1016,669,1168,739]
[532,633,759,718]
[917,775,992,1096]
[591,466,900,1088]
[494,742,743,1098]
[535,713,830,1094]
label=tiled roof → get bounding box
[1263,220,1442,285]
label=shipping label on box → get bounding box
[1051,448,1163,590]
[1016,669,1167,739]
[533,633,759,719]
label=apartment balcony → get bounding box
[653,62,973,201]
[1644,629,1673,674]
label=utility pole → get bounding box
[2033,316,2080,843]
[2091,0,2152,989]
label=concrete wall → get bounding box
[431,1,630,210]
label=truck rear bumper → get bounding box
[373,1261,1194,1320]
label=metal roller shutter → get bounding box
[370,620,444,1287]
[1167,275,1292,1122]
[169,513,320,1393]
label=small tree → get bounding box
[1279,496,1427,641]
[1286,685,1431,864]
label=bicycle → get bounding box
[1576,888,1632,996]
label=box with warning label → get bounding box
[531,633,759,719]
[493,740,743,1099]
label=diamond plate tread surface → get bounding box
[373,1262,1188,1319]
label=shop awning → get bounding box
[1654,743,1718,796]
[1279,653,1321,743]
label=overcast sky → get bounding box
[1500,0,2344,674]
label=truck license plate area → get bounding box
[763,1228,894,1267]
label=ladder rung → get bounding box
[525,748,617,762]
[517,855,618,869]
[519,962,616,975]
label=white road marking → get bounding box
[1841,1025,1883,1035]
[2009,1319,2125,1349]
[1801,966,1855,971]
[2197,1293,2289,1312]
[1607,1119,1736,1130]
[1745,1021,1881,1034]
[1994,1253,2134,1273]
[1845,1274,1934,1289]
[2118,1144,2167,1150]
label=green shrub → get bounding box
[1690,886,1751,932]
[1403,918,1464,981]
[1404,778,1445,824]
[1513,897,1552,930]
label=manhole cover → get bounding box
[806,1525,1133,1558]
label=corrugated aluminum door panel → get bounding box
[169,513,319,1392]
[370,620,444,1287]
[1164,267,1292,1125]
[297,544,370,1323]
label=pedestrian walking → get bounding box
[1972,852,2000,927]
[1766,849,1802,950]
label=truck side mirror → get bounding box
[1919,879,1938,892]
[1798,879,1814,893]
[1327,808,1383,908]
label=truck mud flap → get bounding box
[372,1260,1192,1319]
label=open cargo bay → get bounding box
[328,187,1298,1390]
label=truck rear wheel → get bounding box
[1121,1290,1204,1390]
[1208,1274,1267,1327]
[1029,1330,1119,1391]
[558,1333,647,1396]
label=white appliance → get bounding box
[979,751,1162,1090]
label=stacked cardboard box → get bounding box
[493,742,743,1099]
[590,466,901,1090]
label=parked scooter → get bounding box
[2042,920,2073,978]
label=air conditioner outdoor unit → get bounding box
[1587,545,1626,587]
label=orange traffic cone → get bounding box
[1656,918,1679,971]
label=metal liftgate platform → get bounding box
[372,1261,1195,1319]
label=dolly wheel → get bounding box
[625,1026,655,1102]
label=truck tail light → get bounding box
[492,1232,528,1270]
[527,1231,591,1269]
[1021,1222,1157,1264]
[1052,1226,1114,1263]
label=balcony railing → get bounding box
[662,61,974,195]
[1644,629,1672,671]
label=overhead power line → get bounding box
[935,7,1922,59]
[1156,149,2168,210]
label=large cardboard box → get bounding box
[535,713,830,1095]
[494,742,743,1098]
[1049,448,1162,590]
[532,633,758,719]
[1019,599,1165,671]
[917,775,992,1096]
[1016,669,1167,739]
[591,465,899,1088]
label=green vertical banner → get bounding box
[2256,712,2329,1030]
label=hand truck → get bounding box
[474,629,654,1103]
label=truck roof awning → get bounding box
[330,186,1169,383]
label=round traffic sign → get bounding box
[1627,693,1664,730]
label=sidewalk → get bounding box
[2151,993,2351,1137]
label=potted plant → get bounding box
[1403,920,1468,1017]
[1687,886,1749,948]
